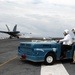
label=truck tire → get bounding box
[45,53,56,65]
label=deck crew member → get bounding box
[59,29,73,59]
[71,28,75,64]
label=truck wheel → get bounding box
[45,53,56,65]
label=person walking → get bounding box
[71,28,75,64]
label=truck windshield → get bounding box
[33,44,51,48]
[20,43,31,47]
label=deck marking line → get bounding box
[0,56,17,67]
[41,63,69,75]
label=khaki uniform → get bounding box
[73,50,75,63]
[72,28,75,63]
[73,37,75,63]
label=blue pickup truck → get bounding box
[18,41,75,65]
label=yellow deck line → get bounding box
[0,56,17,67]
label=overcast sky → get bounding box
[0,0,75,38]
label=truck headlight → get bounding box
[53,48,56,52]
